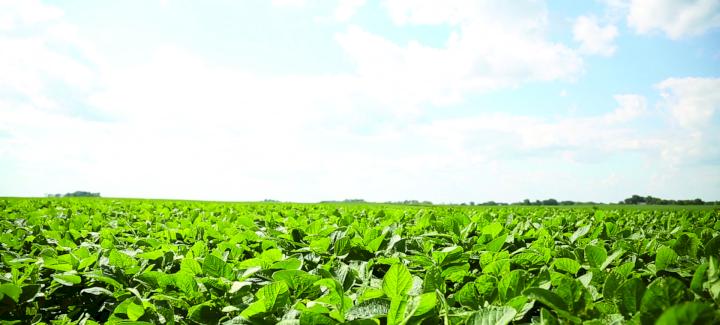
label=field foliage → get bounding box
[0,199,719,324]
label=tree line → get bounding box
[46,191,100,198]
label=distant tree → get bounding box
[542,198,559,205]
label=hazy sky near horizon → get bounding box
[1,0,719,203]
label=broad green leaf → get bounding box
[639,277,690,323]
[53,273,82,286]
[431,246,463,266]
[0,283,22,303]
[189,303,223,323]
[422,267,444,294]
[272,269,320,297]
[655,302,715,325]
[310,237,331,253]
[181,257,202,275]
[617,278,645,317]
[498,269,527,302]
[656,246,678,271]
[78,254,99,270]
[570,225,591,243]
[127,301,145,321]
[137,250,165,260]
[603,272,623,300]
[299,312,339,325]
[203,254,230,278]
[553,258,581,275]
[690,262,708,294]
[703,236,720,258]
[174,271,198,294]
[109,250,137,269]
[345,299,389,321]
[482,222,504,238]
[43,263,73,272]
[485,234,507,252]
[270,258,302,270]
[382,263,412,299]
[585,244,608,268]
[455,282,480,308]
[523,288,568,312]
[599,249,624,271]
[466,306,517,325]
[386,297,407,325]
[412,292,436,316]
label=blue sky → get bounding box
[1,0,719,203]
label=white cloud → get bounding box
[0,0,63,26]
[0,1,100,114]
[573,15,618,56]
[604,94,647,122]
[271,0,306,8]
[657,77,720,129]
[335,1,582,109]
[618,0,720,39]
[334,0,366,22]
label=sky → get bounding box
[0,0,719,203]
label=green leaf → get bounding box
[454,282,480,308]
[272,269,320,297]
[432,246,463,266]
[498,269,527,302]
[570,225,591,243]
[655,302,715,325]
[300,312,339,325]
[422,267,444,294]
[523,288,568,313]
[0,283,22,303]
[345,299,389,321]
[137,249,165,260]
[80,287,114,296]
[482,222,504,238]
[599,249,624,271]
[412,292,436,316]
[553,258,581,275]
[310,237,331,253]
[690,262,708,294]
[386,297,407,325]
[203,254,231,278]
[240,281,290,318]
[85,273,123,289]
[127,301,145,321]
[602,272,623,300]
[537,308,560,325]
[656,246,678,271]
[189,303,223,323]
[639,277,691,323]
[382,263,412,299]
[270,258,302,270]
[485,234,507,252]
[109,250,137,269]
[617,278,645,317]
[43,263,73,272]
[703,236,720,258]
[585,244,607,268]
[53,273,82,286]
[465,306,517,325]
[78,254,99,270]
[181,257,202,275]
[174,271,198,294]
